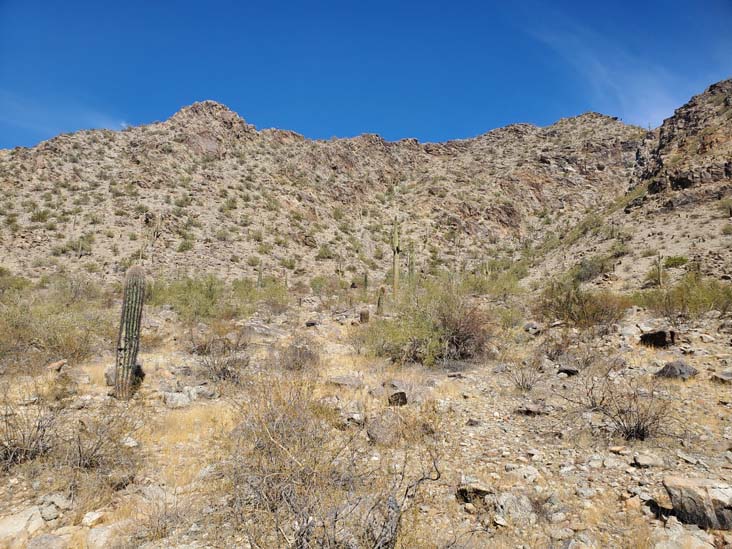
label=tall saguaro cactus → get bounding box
[391,217,400,297]
[115,266,146,399]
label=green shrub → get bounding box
[632,273,732,320]
[536,280,629,328]
[360,280,491,366]
[569,254,614,283]
[663,256,688,269]
[149,275,289,322]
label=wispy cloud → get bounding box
[0,90,127,144]
[515,5,730,128]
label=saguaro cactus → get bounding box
[391,218,400,296]
[115,266,145,399]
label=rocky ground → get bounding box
[1,294,732,548]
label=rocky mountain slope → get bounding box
[534,79,732,291]
[0,98,644,285]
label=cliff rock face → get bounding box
[640,79,732,194]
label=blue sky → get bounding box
[1,0,730,148]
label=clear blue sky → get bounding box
[1,0,730,148]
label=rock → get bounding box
[0,506,43,546]
[456,477,492,503]
[387,391,407,406]
[652,516,715,549]
[513,466,540,483]
[46,359,68,373]
[654,360,698,380]
[41,493,72,511]
[121,436,138,448]
[486,491,537,524]
[524,321,542,336]
[40,504,59,521]
[162,391,192,408]
[184,384,218,400]
[305,319,319,327]
[82,511,105,527]
[327,375,363,390]
[515,402,549,416]
[366,409,403,446]
[640,330,676,348]
[27,534,68,549]
[719,320,732,334]
[712,370,732,384]
[663,476,732,529]
[634,452,664,468]
[558,366,579,376]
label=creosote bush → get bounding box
[0,271,115,370]
[536,280,629,329]
[632,272,732,321]
[147,275,289,322]
[361,278,491,366]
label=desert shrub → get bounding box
[663,256,688,269]
[599,381,670,440]
[632,273,732,321]
[197,332,250,384]
[536,281,629,329]
[0,275,114,368]
[224,379,439,547]
[508,361,542,392]
[148,275,289,322]
[362,280,491,366]
[0,388,57,470]
[271,335,320,371]
[569,253,614,283]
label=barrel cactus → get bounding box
[114,266,145,399]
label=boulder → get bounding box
[366,409,403,446]
[523,322,542,336]
[162,391,192,408]
[712,370,732,384]
[640,330,676,348]
[655,360,698,380]
[0,506,43,546]
[663,476,732,529]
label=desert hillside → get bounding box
[0,80,731,549]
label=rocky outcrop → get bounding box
[663,476,732,530]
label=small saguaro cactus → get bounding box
[376,286,386,316]
[115,266,146,399]
[391,217,401,296]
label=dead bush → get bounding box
[0,388,57,470]
[562,363,671,441]
[225,379,439,548]
[272,335,321,371]
[56,403,139,472]
[508,361,543,392]
[197,332,250,384]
